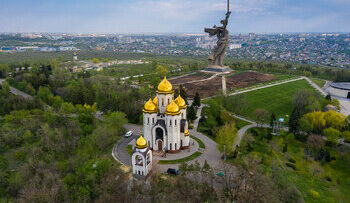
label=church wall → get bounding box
[180,108,187,119]
[166,114,181,153]
[157,93,174,113]
[143,112,157,149]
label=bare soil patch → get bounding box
[177,72,274,98]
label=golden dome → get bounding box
[165,100,181,116]
[184,129,190,136]
[153,96,157,105]
[143,98,157,113]
[157,76,173,94]
[175,95,186,109]
[136,135,147,149]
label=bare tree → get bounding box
[254,109,268,126]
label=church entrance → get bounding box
[157,140,163,152]
[155,127,164,151]
[347,92,350,99]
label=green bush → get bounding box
[286,162,296,170]
[288,158,296,163]
[309,189,320,199]
[343,131,350,143]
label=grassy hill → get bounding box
[225,79,320,121]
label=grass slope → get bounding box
[228,79,319,121]
[310,77,326,88]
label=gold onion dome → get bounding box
[165,100,181,116]
[157,76,173,94]
[175,95,186,109]
[184,129,190,136]
[153,96,157,105]
[136,135,147,149]
[143,98,157,113]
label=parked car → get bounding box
[125,131,133,137]
[167,168,180,175]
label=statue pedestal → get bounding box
[203,65,232,73]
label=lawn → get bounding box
[126,144,133,155]
[158,151,202,164]
[225,79,319,122]
[310,77,326,88]
[190,135,205,149]
[228,128,350,203]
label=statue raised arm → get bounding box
[204,11,231,67]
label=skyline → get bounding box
[0,0,349,33]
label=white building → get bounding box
[132,135,152,178]
[142,76,190,153]
[329,83,350,99]
[229,44,242,50]
[73,52,78,61]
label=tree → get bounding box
[343,131,350,143]
[299,111,326,134]
[156,65,167,76]
[323,110,345,130]
[307,134,325,151]
[346,116,350,131]
[289,107,301,134]
[323,127,341,145]
[59,102,75,114]
[37,86,52,103]
[270,112,276,127]
[216,122,237,155]
[193,92,201,107]
[187,105,197,122]
[293,90,320,115]
[92,58,99,64]
[177,84,188,104]
[254,109,268,126]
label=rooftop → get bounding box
[330,83,350,90]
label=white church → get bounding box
[142,76,190,153]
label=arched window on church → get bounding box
[170,143,172,150]
[147,118,149,124]
[135,155,143,166]
[162,98,164,106]
[152,118,154,123]
[170,120,172,126]
[175,143,177,150]
[175,120,177,126]
[168,98,170,104]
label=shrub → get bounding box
[315,148,331,162]
[288,158,296,163]
[323,127,341,145]
[286,163,296,170]
[309,189,320,199]
[343,131,350,143]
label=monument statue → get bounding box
[204,0,232,72]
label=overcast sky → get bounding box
[0,0,349,33]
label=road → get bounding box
[0,79,33,100]
[112,124,140,166]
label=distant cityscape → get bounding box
[1,32,349,68]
